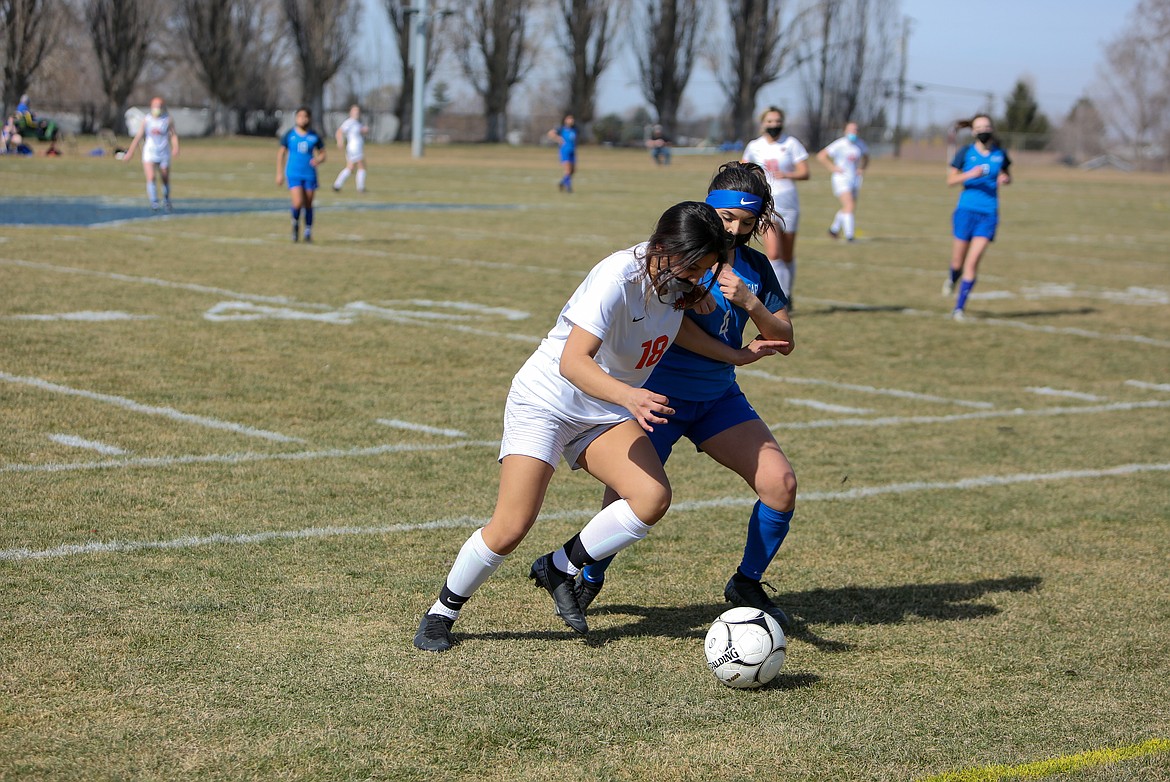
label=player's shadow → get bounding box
[801,303,910,317]
[988,307,1098,319]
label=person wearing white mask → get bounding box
[818,121,869,242]
[122,97,180,213]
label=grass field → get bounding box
[1,138,1168,781]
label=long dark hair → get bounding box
[638,201,731,308]
[708,161,775,240]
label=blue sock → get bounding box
[955,278,975,311]
[582,556,613,583]
[304,206,313,228]
[291,207,301,224]
[950,267,962,284]
[739,501,793,580]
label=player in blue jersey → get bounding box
[578,161,799,629]
[548,114,578,193]
[276,107,326,243]
[944,114,1012,320]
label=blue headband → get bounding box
[705,190,763,215]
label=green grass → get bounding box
[1,138,1168,781]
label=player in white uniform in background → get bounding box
[122,96,179,212]
[332,105,368,193]
[413,202,732,653]
[741,106,809,301]
[817,121,869,242]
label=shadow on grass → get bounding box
[458,576,1041,654]
[989,307,1098,319]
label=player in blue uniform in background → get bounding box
[944,114,1012,320]
[579,162,799,629]
[548,114,577,193]
[277,107,326,243]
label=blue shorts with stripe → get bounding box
[646,382,761,464]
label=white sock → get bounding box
[429,528,506,619]
[770,259,792,299]
[843,213,855,240]
[356,170,366,191]
[334,169,350,189]
[830,211,842,233]
[553,499,651,576]
[146,182,157,204]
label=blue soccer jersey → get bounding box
[557,126,578,155]
[645,245,788,402]
[281,128,324,180]
[951,143,1012,214]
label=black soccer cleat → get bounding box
[413,612,458,652]
[724,571,792,630]
[575,576,604,614]
[529,553,588,634]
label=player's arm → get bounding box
[998,154,1013,186]
[674,318,788,366]
[312,140,326,167]
[276,142,287,185]
[714,267,794,348]
[947,165,984,186]
[788,159,810,180]
[335,126,345,150]
[170,124,179,157]
[816,146,838,173]
[122,124,145,161]
[558,325,674,432]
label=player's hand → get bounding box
[624,388,674,432]
[275,173,284,186]
[732,338,791,365]
[690,293,717,315]
[716,267,755,309]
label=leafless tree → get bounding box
[177,0,285,134]
[635,0,705,136]
[723,0,805,142]
[454,0,536,142]
[0,0,61,117]
[555,0,619,136]
[1093,0,1170,169]
[85,0,156,134]
[1055,97,1107,164]
[282,0,360,126]
[794,0,897,150]
[383,0,447,141]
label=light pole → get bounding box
[409,0,428,158]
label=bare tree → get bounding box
[723,0,804,142]
[1093,0,1170,169]
[0,0,61,117]
[454,0,536,142]
[555,0,619,136]
[85,0,155,134]
[794,0,897,150]
[177,0,285,134]
[1055,97,1107,164]
[282,0,360,125]
[383,0,447,141]
[635,0,705,136]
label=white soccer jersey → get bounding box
[742,134,809,212]
[142,114,172,163]
[824,136,868,188]
[338,117,365,160]
[510,245,686,425]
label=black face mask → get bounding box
[765,126,782,139]
[976,132,993,145]
[732,231,753,248]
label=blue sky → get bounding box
[353,0,1139,129]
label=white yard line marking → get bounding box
[738,368,995,409]
[0,371,303,443]
[4,461,1166,562]
[1025,386,1105,402]
[204,302,356,325]
[0,440,500,474]
[5,311,155,322]
[787,399,874,414]
[375,419,468,438]
[47,434,128,455]
[769,399,1170,431]
[1127,380,1170,393]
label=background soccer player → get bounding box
[277,107,326,243]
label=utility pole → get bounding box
[410,0,429,158]
[894,15,912,159]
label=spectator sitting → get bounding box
[647,124,672,165]
[2,114,31,155]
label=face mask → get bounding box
[846,133,857,142]
[765,126,782,140]
[151,107,162,117]
[731,231,752,248]
[976,132,993,145]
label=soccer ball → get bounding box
[704,606,787,689]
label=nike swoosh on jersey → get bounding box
[632,316,645,322]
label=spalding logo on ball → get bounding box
[704,606,787,689]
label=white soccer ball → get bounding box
[704,606,787,689]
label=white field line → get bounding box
[0,371,303,444]
[786,399,874,414]
[5,311,155,322]
[376,419,467,438]
[737,368,995,409]
[770,399,1170,431]
[1127,380,1170,393]
[800,298,1170,348]
[47,434,128,455]
[0,440,500,474]
[1025,387,1105,402]
[4,461,1167,562]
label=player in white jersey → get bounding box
[122,97,179,212]
[817,121,869,242]
[741,106,809,301]
[332,105,368,193]
[413,202,732,653]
